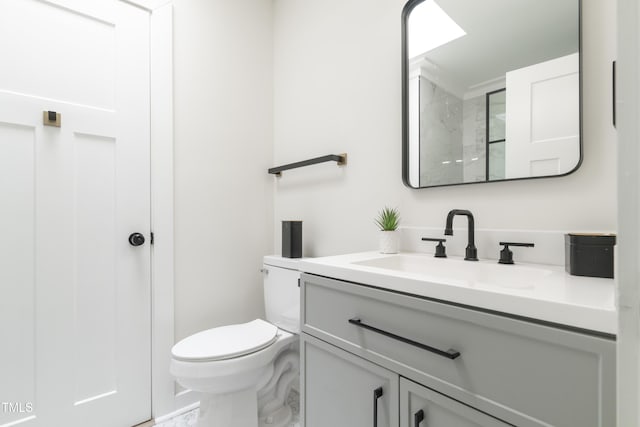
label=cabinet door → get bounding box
[302,333,399,427]
[400,378,510,427]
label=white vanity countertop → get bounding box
[298,252,617,335]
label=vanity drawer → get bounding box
[301,273,615,427]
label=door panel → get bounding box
[0,0,116,109]
[73,132,118,404]
[302,334,399,427]
[0,122,37,427]
[505,53,580,178]
[0,1,151,426]
[400,378,510,427]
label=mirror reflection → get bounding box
[403,0,581,188]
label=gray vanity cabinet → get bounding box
[300,273,616,427]
[400,378,510,427]
[301,333,399,427]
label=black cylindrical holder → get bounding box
[565,234,616,279]
[282,221,302,258]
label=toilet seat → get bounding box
[172,319,279,362]
[170,329,296,395]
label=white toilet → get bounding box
[170,256,301,427]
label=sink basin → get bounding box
[298,251,616,334]
[352,254,553,289]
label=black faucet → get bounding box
[444,209,478,261]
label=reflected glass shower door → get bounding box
[487,89,506,180]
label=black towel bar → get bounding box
[268,153,347,176]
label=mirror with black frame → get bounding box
[402,0,582,188]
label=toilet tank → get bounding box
[263,255,301,333]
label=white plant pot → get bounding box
[379,230,399,254]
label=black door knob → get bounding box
[128,233,145,246]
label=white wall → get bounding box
[273,0,616,257]
[173,0,274,342]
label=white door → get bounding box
[0,1,151,426]
[505,53,580,179]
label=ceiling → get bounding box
[409,0,579,91]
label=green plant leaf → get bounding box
[375,206,400,231]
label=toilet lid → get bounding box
[171,319,279,362]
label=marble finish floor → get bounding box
[154,390,300,427]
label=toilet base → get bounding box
[259,404,292,427]
[197,388,258,427]
[258,349,299,427]
[193,347,299,427]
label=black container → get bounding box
[565,234,616,279]
[282,221,302,258]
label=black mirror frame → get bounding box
[401,0,583,189]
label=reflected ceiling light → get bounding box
[471,157,479,161]
[455,159,463,163]
[442,160,451,165]
[408,0,466,58]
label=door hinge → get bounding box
[150,232,154,245]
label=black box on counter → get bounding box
[282,221,302,258]
[565,234,616,279]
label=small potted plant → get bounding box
[375,207,400,254]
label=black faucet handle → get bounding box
[499,242,535,247]
[498,242,535,264]
[422,237,447,258]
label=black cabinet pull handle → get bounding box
[373,387,383,427]
[349,318,460,360]
[414,409,425,426]
[613,60,616,127]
